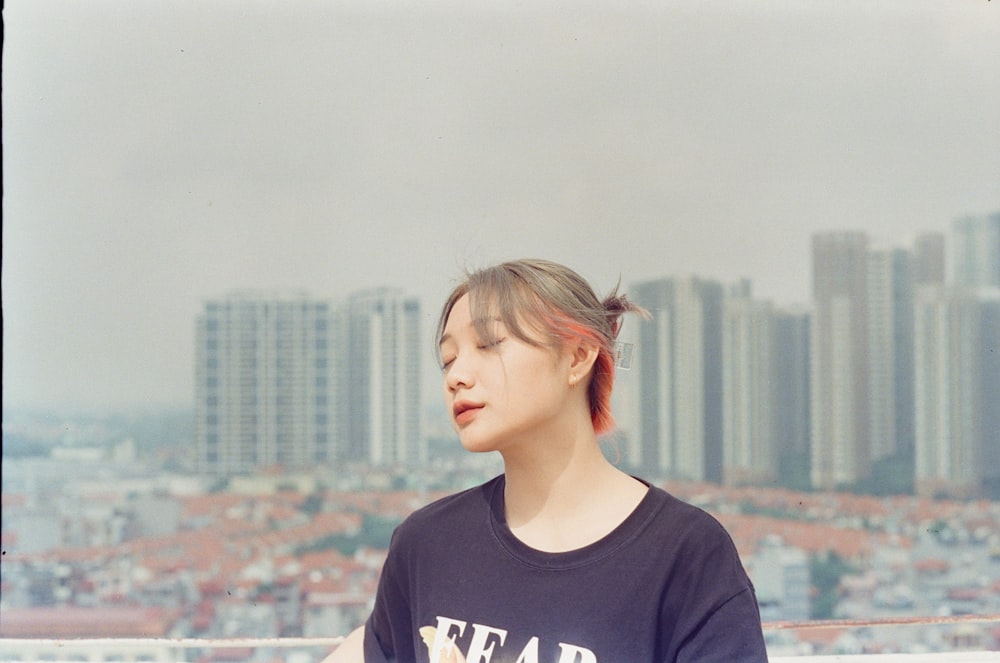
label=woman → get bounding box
[326,259,768,663]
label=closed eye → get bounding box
[477,337,506,351]
[440,337,506,372]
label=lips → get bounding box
[453,400,484,426]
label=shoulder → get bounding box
[641,486,759,634]
[647,485,730,535]
[642,485,744,559]
[390,475,499,545]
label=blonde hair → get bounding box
[436,259,647,434]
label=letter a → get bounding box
[556,643,597,663]
[513,636,540,663]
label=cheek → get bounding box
[509,356,560,399]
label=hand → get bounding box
[419,626,468,663]
[319,625,365,663]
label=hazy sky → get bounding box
[3,0,998,413]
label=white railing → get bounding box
[3,640,1000,663]
[2,616,999,663]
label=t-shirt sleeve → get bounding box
[663,506,769,663]
[362,622,391,663]
[675,587,769,663]
[363,530,413,663]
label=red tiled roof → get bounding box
[791,625,849,647]
[914,557,950,573]
[713,512,889,560]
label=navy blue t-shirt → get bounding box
[364,475,768,663]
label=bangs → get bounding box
[436,265,556,355]
[466,270,554,349]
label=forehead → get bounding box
[440,294,500,336]
[441,291,554,352]
[440,294,473,335]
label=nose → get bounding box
[444,354,474,393]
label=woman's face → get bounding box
[438,294,576,455]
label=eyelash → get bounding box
[440,338,506,371]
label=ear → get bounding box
[566,339,600,387]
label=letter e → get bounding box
[466,622,508,663]
[431,617,467,663]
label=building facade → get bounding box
[810,232,871,490]
[195,288,422,476]
[195,292,345,476]
[771,307,811,490]
[721,281,778,486]
[913,286,983,498]
[865,243,917,468]
[632,276,724,482]
[952,212,1000,288]
[346,289,423,467]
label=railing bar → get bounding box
[1,615,998,649]
[764,614,1000,630]
[0,637,344,649]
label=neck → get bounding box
[499,420,647,552]
[498,398,600,503]
[501,428,605,514]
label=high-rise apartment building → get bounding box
[771,307,811,489]
[811,232,936,492]
[979,291,1000,498]
[195,292,345,476]
[866,243,916,467]
[720,285,812,489]
[810,232,870,490]
[345,289,423,467]
[952,212,1000,288]
[942,212,1000,497]
[632,276,724,482]
[722,281,778,486]
[913,286,983,498]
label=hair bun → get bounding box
[602,288,650,337]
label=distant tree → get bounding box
[300,492,324,516]
[359,514,399,548]
[843,453,915,496]
[295,513,401,557]
[809,551,857,620]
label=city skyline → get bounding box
[3,1,999,412]
[174,217,999,498]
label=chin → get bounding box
[457,433,502,455]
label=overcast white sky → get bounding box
[3,0,998,413]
